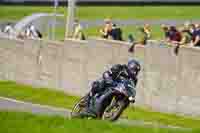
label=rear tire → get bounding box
[70,95,88,119]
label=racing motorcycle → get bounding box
[70,79,136,121]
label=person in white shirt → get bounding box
[25,24,42,39]
[4,23,15,38]
[72,19,85,40]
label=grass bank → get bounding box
[0,81,200,129]
[0,81,78,109]
[1,6,200,21]
[0,111,198,133]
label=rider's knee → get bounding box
[91,81,101,94]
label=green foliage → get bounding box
[1,5,200,20]
[0,81,200,129]
[0,111,197,133]
[0,6,67,21]
[77,6,200,20]
[0,81,78,109]
[124,107,200,129]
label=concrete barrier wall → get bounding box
[144,42,179,114]
[176,46,200,116]
[143,42,200,116]
[1,36,200,116]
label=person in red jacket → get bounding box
[168,26,182,44]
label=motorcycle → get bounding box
[70,79,136,121]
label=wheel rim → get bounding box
[102,103,120,120]
[71,98,87,118]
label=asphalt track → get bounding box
[0,96,192,131]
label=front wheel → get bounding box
[102,99,129,121]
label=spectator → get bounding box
[191,24,200,47]
[168,26,182,44]
[128,27,148,53]
[179,24,192,45]
[99,18,112,39]
[3,23,15,38]
[72,19,86,40]
[179,29,192,46]
[189,23,196,35]
[137,27,149,45]
[36,28,42,39]
[4,23,13,34]
[25,27,30,38]
[143,24,151,39]
[110,24,123,41]
[25,24,42,39]
[128,33,135,43]
[161,24,170,41]
[184,21,192,32]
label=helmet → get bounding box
[110,64,122,75]
[127,59,141,79]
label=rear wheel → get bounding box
[70,95,88,119]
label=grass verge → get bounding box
[1,6,200,20]
[0,111,198,133]
[0,81,78,109]
[0,81,200,129]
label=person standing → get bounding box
[110,24,123,41]
[191,24,200,47]
[99,18,113,39]
[179,23,192,46]
[72,19,86,40]
[128,27,148,53]
[143,24,151,39]
[25,24,42,39]
[3,23,15,38]
[161,24,170,42]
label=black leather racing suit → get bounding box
[88,64,138,104]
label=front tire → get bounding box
[102,99,129,121]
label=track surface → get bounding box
[0,96,192,131]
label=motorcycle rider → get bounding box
[84,59,141,116]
